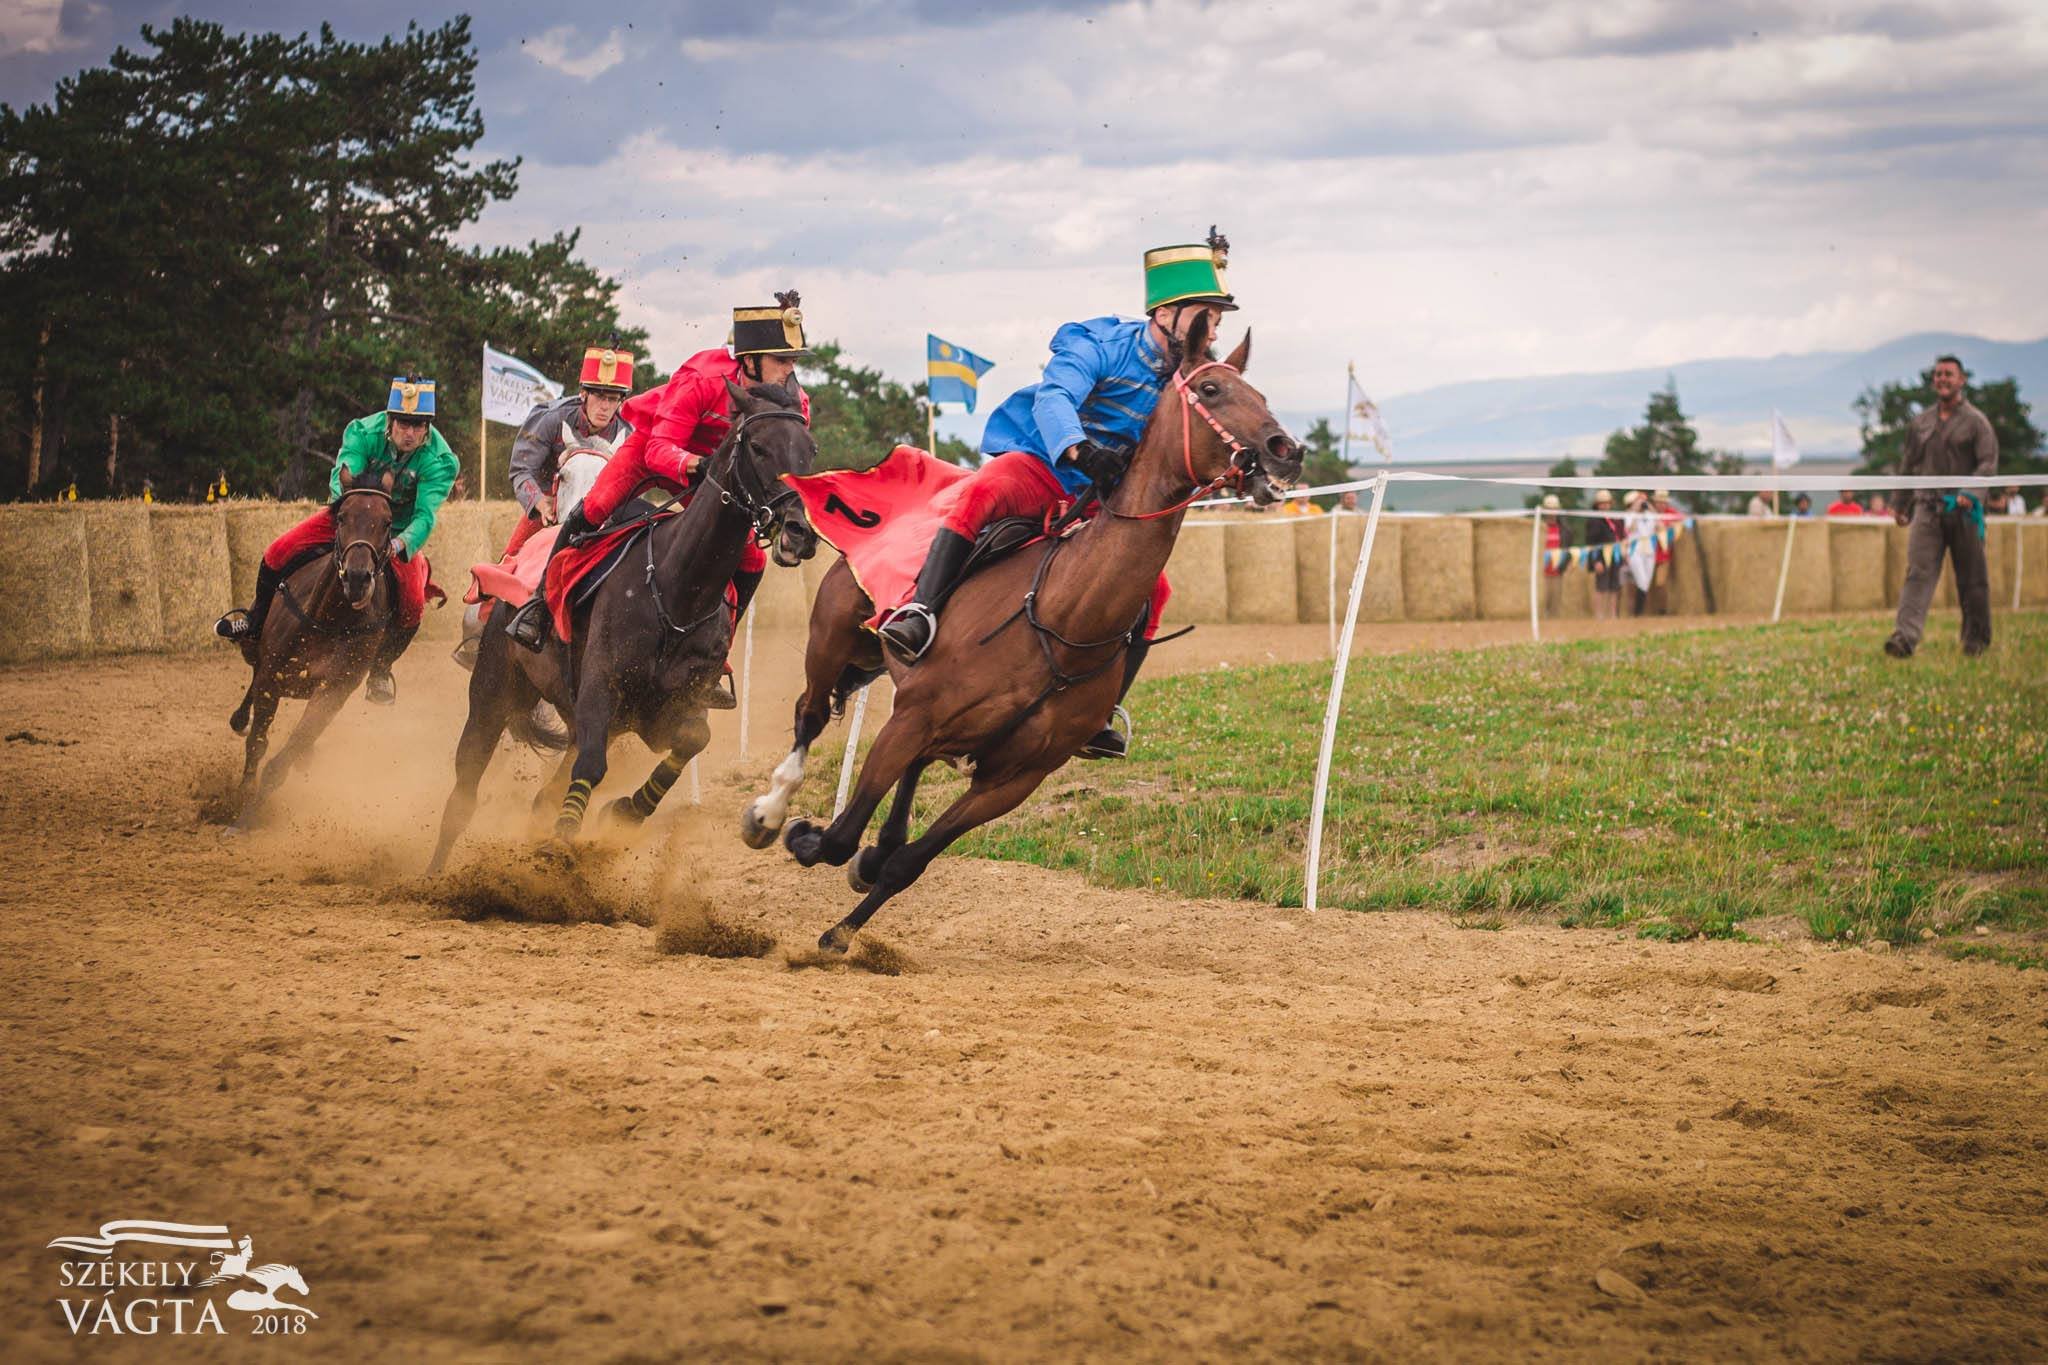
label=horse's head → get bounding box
[555,429,617,523]
[720,378,819,568]
[1170,311,1301,506]
[330,469,395,610]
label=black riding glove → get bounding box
[1068,440,1130,489]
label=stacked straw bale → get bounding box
[150,505,233,650]
[1223,519,1300,624]
[0,506,93,664]
[1396,517,1474,620]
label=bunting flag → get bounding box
[1550,518,1694,573]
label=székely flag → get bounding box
[926,334,995,412]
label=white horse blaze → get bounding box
[752,745,809,829]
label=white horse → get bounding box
[225,1263,318,1318]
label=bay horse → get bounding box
[742,313,1300,951]
[226,470,397,830]
[426,379,819,874]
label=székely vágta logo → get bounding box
[46,1219,316,1336]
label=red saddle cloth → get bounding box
[468,517,698,644]
[787,445,980,626]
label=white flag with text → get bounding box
[482,344,562,426]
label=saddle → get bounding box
[935,515,1048,610]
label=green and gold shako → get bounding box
[1143,227,1237,313]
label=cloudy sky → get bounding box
[7,0,2047,441]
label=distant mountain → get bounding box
[1325,332,2048,465]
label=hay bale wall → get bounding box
[485,500,526,555]
[1668,525,1711,616]
[0,506,93,664]
[1472,519,1532,621]
[1397,517,1475,620]
[1986,521,2023,609]
[1700,521,1787,616]
[1223,519,1301,624]
[1779,517,1834,615]
[1163,523,1230,625]
[225,501,318,603]
[2021,523,2048,606]
[150,506,233,650]
[80,504,163,654]
[417,503,495,641]
[1828,522,1890,611]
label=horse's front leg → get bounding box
[553,681,619,846]
[606,711,710,830]
[784,707,929,870]
[242,675,355,825]
[229,683,282,830]
[819,764,1050,953]
[848,761,929,893]
[427,673,520,876]
[742,681,835,850]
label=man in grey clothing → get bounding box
[501,344,636,556]
[1886,354,1998,658]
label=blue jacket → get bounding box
[979,316,1170,495]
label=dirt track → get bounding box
[2,627,2044,1360]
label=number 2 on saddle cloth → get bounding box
[792,445,1170,636]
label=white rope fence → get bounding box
[1298,467,2047,913]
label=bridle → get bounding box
[332,485,394,585]
[699,407,810,545]
[1108,360,1261,521]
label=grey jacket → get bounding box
[507,395,632,513]
[1900,399,1997,511]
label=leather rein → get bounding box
[277,485,395,637]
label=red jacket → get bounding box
[1825,500,1863,517]
[615,348,812,486]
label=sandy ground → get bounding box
[2,619,2043,1361]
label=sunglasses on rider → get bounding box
[390,416,431,432]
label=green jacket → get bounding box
[328,411,460,558]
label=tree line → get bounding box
[0,17,965,503]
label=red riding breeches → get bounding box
[262,508,433,628]
[938,451,1170,639]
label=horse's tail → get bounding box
[230,684,255,735]
[508,702,572,754]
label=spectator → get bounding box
[1649,489,1683,615]
[1584,489,1624,619]
[1826,489,1863,517]
[1747,490,1773,517]
[1867,492,1889,518]
[1985,486,2026,517]
[1540,494,1568,615]
[1623,491,1659,616]
[1792,493,1814,517]
[1886,353,1997,659]
[1338,489,1360,513]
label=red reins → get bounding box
[1110,359,1254,521]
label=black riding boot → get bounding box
[877,528,974,663]
[216,561,282,643]
[364,622,419,707]
[506,506,595,651]
[1080,638,1150,760]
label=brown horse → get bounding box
[742,313,1300,951]
[226,471,396,830]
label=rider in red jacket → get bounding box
[505,293,813,653]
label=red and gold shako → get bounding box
[579,345,636,394]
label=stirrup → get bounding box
[450,634,480,672]
[878,602,938,662]
[214,608,254,641]
[507,597,550,652]
[1078,705,1132,761]
[704,672,739,710]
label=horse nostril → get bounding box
[1267,434,1298,460]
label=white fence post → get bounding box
[833,686,870,818]
[1528,507,1543,642]
[738,608,754,761]
[2013,520,2024,611]
[1304,471,1389,913]
[1771,516,1797,623]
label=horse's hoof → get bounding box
[538,836,576,866]
[604,796,647,829]
[818,926,853,955]
[849,846,884,894]
[739,803,778,850]
[784,819,823,867]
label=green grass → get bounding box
[821,615,2048,954]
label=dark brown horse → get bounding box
[227,471,397,830]
[741,314,1299,951]
[426,379,819,874]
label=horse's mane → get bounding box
[328,467,391,511]
[745,379,802,410]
